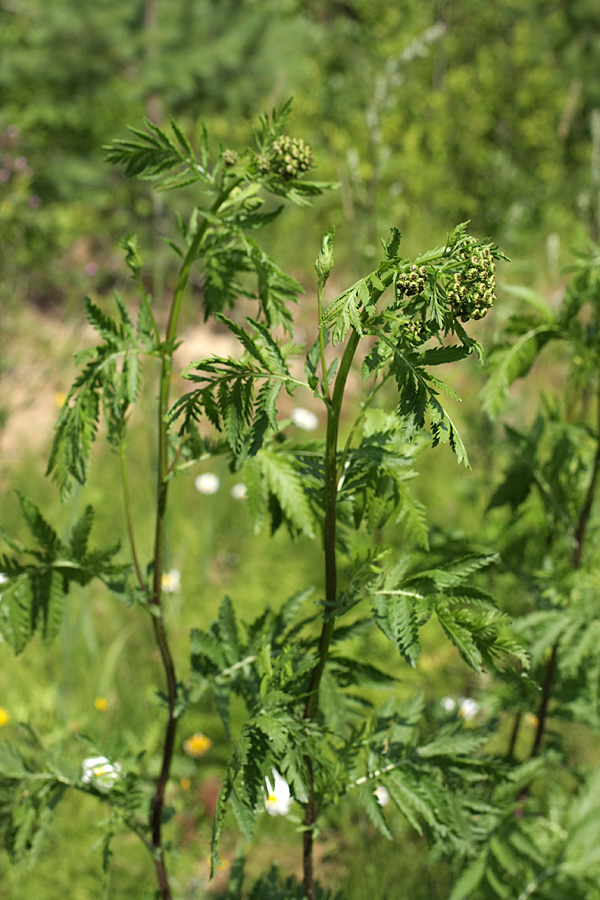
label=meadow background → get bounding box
[1,1,600,897]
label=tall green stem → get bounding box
[304,331,360,717]
[301,266,394,898]
[302,329,360,900]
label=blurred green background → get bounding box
[1,1,600,897]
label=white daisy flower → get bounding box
[373,785,390,807]
[290,408,319,431]
[265,769,292,816]
[81,756,122,789]
[458,697,480,721]
[194,473,220,494]
[440,696,456,713]
[161,569,181,593]
[230,483,247,500]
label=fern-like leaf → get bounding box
[358,781,392,839]
[371,589,421,667]
[482,323,556,417]
[0,501,126,653]
[258,450,316,538]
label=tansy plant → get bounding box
[0,102,527,900]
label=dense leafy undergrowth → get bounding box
[1,103,600,900]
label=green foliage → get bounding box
[46,295,155,500]
[481,245,600,749]
[371,553,528,672]
[104,117,207,187]
[484,242,600,417]
[2,137,510,890]
[0,497,125,653]
[2,2,600,896]
[3,0,599,319]
[425,239,600,900]
[335,224,507,460]
[6,91,600,900]
[337,414,428,539]
[197,587,516,873]
[172,314,298,466]
[0,724,145,872]
[448,762,600,900]
[0,733,69,865]
[245,865,343,900]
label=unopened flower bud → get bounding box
[256,154,271,174]
[221,149,238,167]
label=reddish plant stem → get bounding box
[507,711,522,758]
[303,758,317,899]
[148,348,177,899]
[529,645,558,760]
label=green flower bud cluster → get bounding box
[269,134,313,179]
[447,238,496,322]
[221,149,238,167]
[396,265,427,299]
[256,154,271,174]
[401,319,431,345]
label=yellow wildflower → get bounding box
[183,733,212,758]
[179,777,191,792]
[94,697,108,712]
[0,708,10,727]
